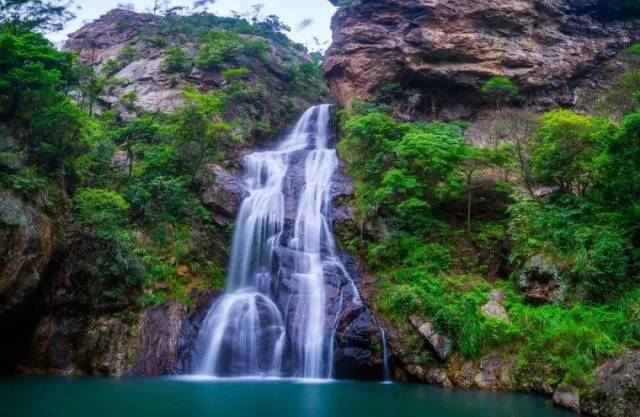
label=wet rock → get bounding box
[472,354,513,390]
[409,315,451,362]
[518,255,563,304]
[553,384,581,413]
[0,192,55,314]
[405,363,453,387]
[582,351,640,417]
[201,164,247,226]
[131,301,187,375]
[481,290,509,321]
[22,300,197,376]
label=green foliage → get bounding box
[0,30,74,121]
[101,59,122,76]
[72,188,129,227]
[222,67,250,80]
[196,29,269,69]
[0,0,74,33]
[339,97,640,389]
[531,109,619,195]
[481,76,519,109]
[0,5,326,306]
[161,47,192,74]
[509,289,640,387]
[117,44,137,65]
[379,270,520,358]
[508,194,635,299]
[119,90,138,110]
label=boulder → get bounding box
[409,315,451,362]
[0,192,55,314]
[444,353,513,391]
[518,255,563,303]
[481,290,509,321]
[582,351,640,417]
[553,384,581,413]
[201,164,247,226]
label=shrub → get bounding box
[222,67,250,80]
[161,47,192,74]
[195,30,269,69]
[72,188,129,227]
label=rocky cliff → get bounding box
[325,0,640,120]
[325,1,640,415]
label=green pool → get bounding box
[0,377,576,417]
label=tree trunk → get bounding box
[467,173,473,235]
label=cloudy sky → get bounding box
[48,0,337,50]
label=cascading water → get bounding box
[193,104,385,379]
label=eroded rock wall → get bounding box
[325,0,640,120]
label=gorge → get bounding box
[1,1,640,417]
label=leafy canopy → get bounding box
[0,0,74,33]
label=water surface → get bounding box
[0,378,576,417]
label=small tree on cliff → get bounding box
[481,76,519,111]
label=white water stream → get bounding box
[194,105,357,378]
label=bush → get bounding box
[195,30,269,69]
[72,188,129,227]
[222,67,250,80]
[531,109,619,195]
[161,47,192,74]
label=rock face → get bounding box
[21,300,203,376]
[583,351,640,417]
[65,10,183,113]
[325,0,640,119]
[201,164,248,226]
[65,9,328,129]
[0,192,56,314]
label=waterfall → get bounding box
[194,104,359,379]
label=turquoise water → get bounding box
[0,377,575,417]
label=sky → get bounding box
[48,0,337,51]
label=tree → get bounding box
[487,109,539,196]
[168,84,232,187]
[148,0,170,16]
[598,111,640,227]
[531,110,619,195]
[599,44,640,118]
[0,30,74,121]
[74,62,107,116]
[455,146,509,234]
[115,113,161,178]
[481,76,519,110]
[161,47,192,74]
[0,0,74,33]
[256,14,291,34]
[195,29,269,69]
